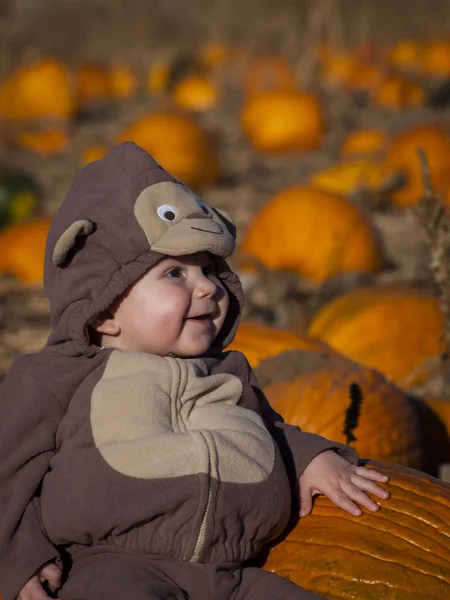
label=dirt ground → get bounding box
[1,0,450,376]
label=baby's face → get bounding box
[109,252,229,357]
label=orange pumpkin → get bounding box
[240,186,384,283]
[75,63,110,106]
[0,58,76,122]
[380,124,450,208]
[340,128,388,156]
[243,55,297,97]
[388,39,423,71]
[259,350,422,467]
[308,159,385,196]
[117,111,220,190]
[0,216,52,284]
[319,52,360,90]
[79,144,109,166]
[108,64,138,99]
[371,75,425,110]
[14,127,71,156]
[308,284,446,387]
[421,40,450,78]
[240,90,324,154]
[263,460,450,599]
[227,321,332,368]
[172,75,220,111]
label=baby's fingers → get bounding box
[355,466,389,483]
[351,473,390,501]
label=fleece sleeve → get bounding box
[246,365,359,481]
[0,355,63,600]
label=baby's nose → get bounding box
[194,274,217,298]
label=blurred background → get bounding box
[1,0,450,479]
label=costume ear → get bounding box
[52,219,95,266]
[213,208,236,240]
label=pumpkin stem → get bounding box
[343,382,363,444]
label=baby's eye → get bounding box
[157,204,178,222]
[166,267,183,278]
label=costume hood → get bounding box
[44,142,243,357]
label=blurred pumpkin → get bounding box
[227,321,332,368]
[243,55,297,97]
[258,350,422,467]
[108,64,138,99]
[421,40,450,78]
[199,41,230,69]
[345,64,384,94]
[75,63,110,107]
[380,124,450,207]
[117,111,220,190]
[340,128,388,156]
[147,58,171,96]
[0,216,52,284]
[79,144,109,166]
[240,185,384,282]
[14,127,71,156]
[371,75,425,110]
[388,39,423,71]
[0,168,40,227]
[308,284,445,387]
[308,159,385,196]
[172,75,220,111]
[263,460,450,599]
[319,51,359,89]
[240,90,324,153]
[0,58,76,122]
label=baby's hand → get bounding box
[18,563,62,600]
[299,450,390,517]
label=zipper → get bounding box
[190,485,212,562]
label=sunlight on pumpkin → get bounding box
[240,185,384,282]
[226,321,331,367]
[262,351,422,467]
[308,284,446,387]
[263,460,450,599]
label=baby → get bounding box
[0,142,388,600]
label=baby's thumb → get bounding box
[299,490,312,518]
[40,564,62,589]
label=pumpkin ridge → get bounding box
[383,478,450,512]
[378,497,450,531]
[305,513,450,564]
[284,538,450,588]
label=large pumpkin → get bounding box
[227,321,332,368]
[0,216,52,284]
[240,89,325,153]
[380,124,450,208]
[117,111,220,190]
[240,185,384,282]
[262,460,450,599]
[257,350,422,468]
[307,284,445,387]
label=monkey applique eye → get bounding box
[157,204,178,221]
[196,198,210,215]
